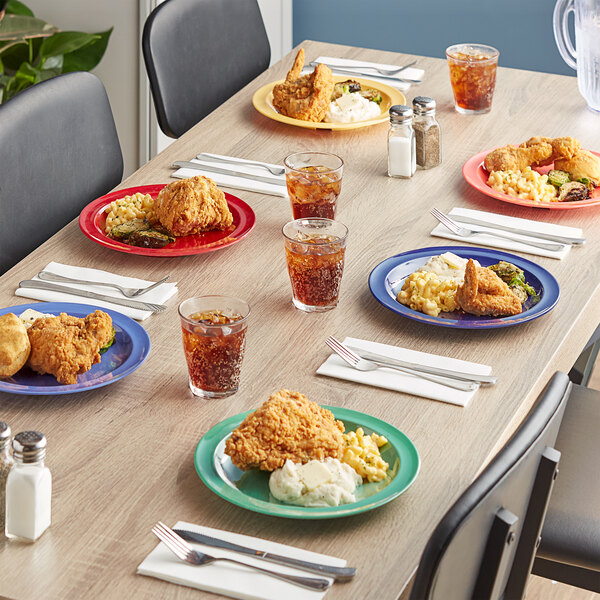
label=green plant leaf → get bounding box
[38,66,61,81]
[0,15,58,42]
[39,31,99,58]
[41,54,62,70]
[15,60,38,83]
[62,27,112,72]
[6,1,34,17]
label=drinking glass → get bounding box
[283,218,348,312]
[284,152,343,219]
[178,296,250,398]
[446,44,499,114]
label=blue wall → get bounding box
[293,0,574,77]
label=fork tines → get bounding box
[152,521,193,559]
[325,336,360,365]
[430,208,459,233]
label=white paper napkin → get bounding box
[431,207,584,259]
[312,56,424,91]
[317,337,492,407]
[172,154,288,197]
[15,262,178,321]
[137,521,345,600]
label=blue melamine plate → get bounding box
[368,246,560,329]
[0,302,150,394]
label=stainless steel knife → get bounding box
[450,215,586,246]
[18,280,167,312]
[173,529,356,581]
[172,161,287,187]
[347,346,497,384]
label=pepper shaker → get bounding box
[412,96,441,169]
[5,431,52,542]
[387,105,416,179]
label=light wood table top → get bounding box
[1,40,599,600]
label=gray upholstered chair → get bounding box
[0,72,123,275]
[532,383,600,592]
[142,0,271,138]
[410,370,600,599]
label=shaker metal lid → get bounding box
[13,430,46,461]
[412,96,436,113]
[0,422,10,441]
[389,105,413,122]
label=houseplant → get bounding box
[0,0,112,103]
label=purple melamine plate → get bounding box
[368,246,559,329]
[0,302,150,395]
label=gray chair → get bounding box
[142,0,270,138]
[0,71,123,275]
[410,372,569,600]
[410,371,600,599]
[532,383,600,592]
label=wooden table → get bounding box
[0,40,599,600]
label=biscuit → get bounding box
[0,313,31,378]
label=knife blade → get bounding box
[18,280,167,312]
[309,62,422,84]
[173,529,356,581]
[347,346,497,384]
[172,161,287,187]
[450,215,585,246]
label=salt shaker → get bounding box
[5,431,52,542]
[387,105,416,179]
[0,422,13,535]
[412,96,441,169]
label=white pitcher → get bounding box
[554,0,600,112]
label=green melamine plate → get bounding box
[194,406,420,519]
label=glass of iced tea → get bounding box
[178,296,250,398]
[446,43,499,114]
[284,152,343,219]
[283,218,348,312]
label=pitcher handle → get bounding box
[553,0,577,69]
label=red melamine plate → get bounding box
[79,184,256,256]
[463,149,600,210]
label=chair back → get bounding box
[0,72,123,275]
[410,372,571,600]
[142,0,270,138]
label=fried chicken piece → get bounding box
[554,149,600,185]
[225,389,345,471]
[27,311,113,385]
[272,49,334,122]
[456,260,522,317]
[155,175,233,237]
[484,142,553,172]
[550,136,581,161]
[519,137,555,167]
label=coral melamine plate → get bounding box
[79,184,256,257]
[195,406,420,519]
[252,76,406,130]
[463,149,600,210]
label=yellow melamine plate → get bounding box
[252,76,406,130]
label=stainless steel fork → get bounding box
[310,59,417,76]
[151,522,331,591]
[38,271,170,297]
[325,337,477,392]
[196,153,285,176]
[430,208,563,252]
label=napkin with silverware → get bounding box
[317,337,492,407]
[172,154,287,197]
[431,207,583,259]
[137,521,345,600]
[310,56,424,91]
[15,262,177,321]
